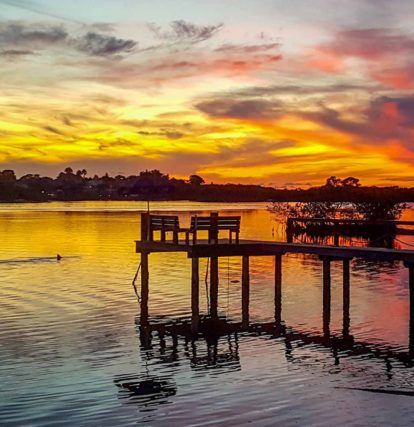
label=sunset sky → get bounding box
[2,0,414,186]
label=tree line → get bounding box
[1,169,414,204]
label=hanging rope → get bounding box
[205,257,210,314]
[132,261,142,303]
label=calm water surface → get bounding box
[1,201,414,426]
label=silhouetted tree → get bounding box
[188,174,205,186]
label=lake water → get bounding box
[1,201,414,426]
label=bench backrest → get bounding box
[149,215,179,231]
[190,216,240,231]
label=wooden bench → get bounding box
[184,215,241,244]
[148,215,181,243]
[145,213,241,245]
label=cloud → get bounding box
[0,22,67,45]
[137,130,185,140]
[74,32,136,57]
[0,21,137,58]
[307,28,414,89]
[321,28,414,60]
[215,43,280,53]
[300,95,414,148]
[43,125,65,136]
[196,98,284,120]
[226,82,377,98]
[0,48,33,56]
[148,20,223,44]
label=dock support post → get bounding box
[275,254,282,326]
[191,257,199,334]
[322,257,331,338]
[343,259,350,337]
[140,252,149,327]
[286,218,293,243]
[404,262,414,357]
[410,265,414,357]
[140,212,150,241]
[209,212,219,244]
[210,256,219,319]
[242,256,250,327]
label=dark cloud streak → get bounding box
[196,99,284,120]
[74,32,136,57]
[148,20,223,44]
[0,21,137,58]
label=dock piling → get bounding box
[140,212,150,241]
[140,252,149,326]
[343,259,350,337]
[322,257,331,337]
[210,256,219,318]
[242,256,250,327]
[405,262,414,356]
[191,257,200,333]
[275,254,282,325]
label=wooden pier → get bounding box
[286,216,414,244]
[135,213,414,347]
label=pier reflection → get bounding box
[116,270,414,414]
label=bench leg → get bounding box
[193,230,197,245]
[229,230,232,243]
[185,231,189,246]
[236,231,239,244]
[173,230,178,244]
[161,229,166,242]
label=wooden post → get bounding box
[242,256,250,327]
[209,212,219,244]
[334,233,340,246]
[191,257,199,333]
[286,218,293,243]
[404,262,414,357]
[140,252,149,326]
[210,256,219,318]
[410,265,414,357]
[343,258,350,337]
[275,254,282,326]
[160,217,166,242]
[140,212,150,241]
[322,257,331,337]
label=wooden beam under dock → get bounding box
[135,239,414,263]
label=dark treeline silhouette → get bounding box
[2,169,414,203]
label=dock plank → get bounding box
[136,239,414,262]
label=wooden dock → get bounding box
[286,216,414,243]
[135,213,414,344]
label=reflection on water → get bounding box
[1,201,414,425]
